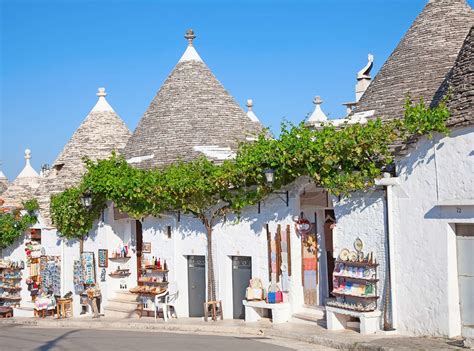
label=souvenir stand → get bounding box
[325,238,381,334]
[130,255,168,317]
[0,259,24,308]
[76,252,98,315]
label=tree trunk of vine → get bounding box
[204,220,216,302]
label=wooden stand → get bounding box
[56,298,73,319]
[203,300,223,322]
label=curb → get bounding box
[0,318,371,350]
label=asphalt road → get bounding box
[0,326,334,351]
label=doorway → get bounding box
[232,256,252,319]
[188,255,206,317]
[456,224,474,336]
[135,220,143,284]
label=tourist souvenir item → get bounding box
[349,251,357,262]
[354,238,363,252]
[339,249,350,261]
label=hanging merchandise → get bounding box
[81,252,96,285]
[40,256,61,296]
[294,215,312,236]
[73,260,85,294]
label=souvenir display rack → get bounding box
[0,261,24,307]
[109,268,131,278]
[327,239,380,312]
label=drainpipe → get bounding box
[378,173,398,330]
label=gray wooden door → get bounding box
[456,224,474,328]
[188,255,206,317]
[232,256,252,319]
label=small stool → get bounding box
[203,300,223,322]
[56,298,73,319]
[0,307,13,318]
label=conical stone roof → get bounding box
[355,0,474,123]
[446,26,474,127]
[35,88,131,226]
[124,30,263,168]
[1,150,41,208]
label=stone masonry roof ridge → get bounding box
[445,26,474,127]
[124,30,263,168]
[354,0,474,126]
[35,88,131,226]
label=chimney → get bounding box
[355,54,374,102]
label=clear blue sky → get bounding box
[1,0,470,179]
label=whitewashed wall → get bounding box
[391,126,474,337]
[141,192,305,319]
[332,190,388,322]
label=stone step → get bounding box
[292,306,325,325]
[103,305,139,319]
[106,299,139,310]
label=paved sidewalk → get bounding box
[0,316,465,350]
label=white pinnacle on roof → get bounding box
[179,29,203,63]
[90,87,115,113]
[0,165,7,182]
[307,96,328,123]
[17,149,40,179]
[246,99,260,123]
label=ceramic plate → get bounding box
[349,251,358,262]
[339,249,350,261]
[354,238,363,252]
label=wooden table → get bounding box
[56,298,73,319]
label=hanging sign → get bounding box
[295,217,312,236]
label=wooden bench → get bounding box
[326,306,381,334]
[242,300,290,324]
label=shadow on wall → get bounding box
[334,190,384,218]
[425,205,474,220]
[157,200,293,241]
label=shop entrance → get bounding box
[187,255,206,317]
[456,224,474,335]
[135,220,143,283]
[299,185,333,307]
[232,256,252,319]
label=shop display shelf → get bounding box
[0,286,22,290]
[0,296,22,301]
[333,274,379,282]
[109,256,131,260]
[109,273,132,278]
[334,260,378,267]
[142,267,168,273]
[331,291,379,299]
[137,280,168,285]
[0,277,22,280]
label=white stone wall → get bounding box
[332,190,388,322]
[140,193,305,318]
[391,126,474,337]
[331,125,473,337]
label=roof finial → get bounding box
[246,99,253,111]
[185,29,196,46]
[25,149,31,160]
[97,87,107,97]
[313,96,323,105]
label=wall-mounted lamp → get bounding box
[263,169,289,207]
[80,190,92,209]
